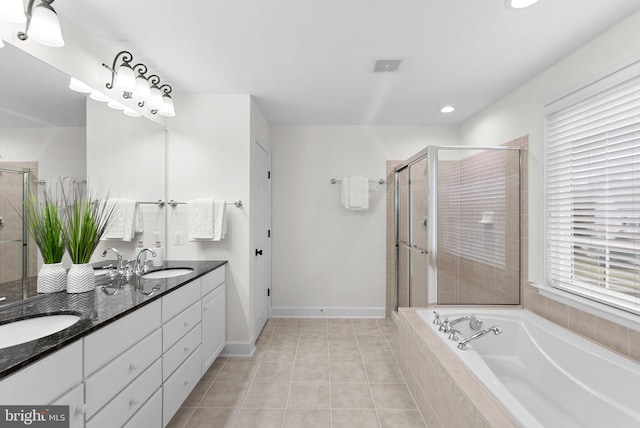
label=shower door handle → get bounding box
[0,217,4,227]
[422,216,428,229]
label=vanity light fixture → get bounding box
[103,51,176,117]
[440,105,455,113]
[16,0,65,48]
[505,0,539,10]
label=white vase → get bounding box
[37,263,67,293]
[66,263,96,293]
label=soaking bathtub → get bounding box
[415,309,640,428]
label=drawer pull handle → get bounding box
[184,378,191,386]
[184,321,190,328]
[74,405,86,415]
[129,363,139,371]
[203,307,208,312]
[184,346,191,354]
[129,398,139,407]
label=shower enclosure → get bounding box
[0,164,37,303]
[394,146,522,308]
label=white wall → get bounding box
[459,9,640,285]
[166,94,254,348]
[0,127,85,181]
[271,126,458,316]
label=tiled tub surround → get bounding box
[397,308,518,428]
[168,317,428,428]
[0,260,225,379]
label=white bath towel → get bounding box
[341,176,369,210]
[188,199,214,241]
[103,199,138,241]
[212,200,227,241]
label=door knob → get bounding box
[255,249,263,256]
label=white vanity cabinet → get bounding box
[84,300,162,428]
[201,267,226,374]
[0,340,83,407]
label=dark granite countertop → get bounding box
[0,260,226,381]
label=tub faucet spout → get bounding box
[457,325,502,350]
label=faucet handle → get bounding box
[438,317,449,333]
[448,329,461,341]
[433,311,442,325]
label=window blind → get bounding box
[545,67,640,312]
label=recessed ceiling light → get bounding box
[440,106,455,114]
[505,0,539,10]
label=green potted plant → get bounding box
[61,186,115,293]
[26,189,66,293]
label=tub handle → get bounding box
[432,311,442,325]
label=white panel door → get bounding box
[252,139,271,338]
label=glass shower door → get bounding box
[409,158,428,306]
[0,165,31,303]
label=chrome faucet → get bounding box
[440,315,483,334]
[457,326,502,350]
[102,247,124,274]
[135,248,156,275]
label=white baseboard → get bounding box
[221,340,256,357]
[270,306,386,318]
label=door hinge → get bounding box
[268,171,271,179]
[267,288,270,297]
[268,229,271,238]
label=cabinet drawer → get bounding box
[86,358,161,428]
[85,328,162,418]
[163,346,201,426]
[123,387,162,428]
[201,266,225,296]
[51,382,84,428]
[85,300,161,376]
[163,301,201,352]
[162,279,200,323]
[163,323,201,381]
[0,340,82,405]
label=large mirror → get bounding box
[0,42,166,305]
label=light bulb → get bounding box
[69,77,93,94]
[505,0,539,9]
[123,108,141,117]
[29,2,64,47]
[159,95,175,117]
[107,100,126,110]
[148,86,163,110]
[89,90,110,102]
[114,63,136,92]
[0,0,27,24]
[133,75,151,101]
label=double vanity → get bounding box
[0,260,226,428]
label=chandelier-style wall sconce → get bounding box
[0,0,65,47]
[102,50,175,117]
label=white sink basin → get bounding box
[0,314,81,349]
[142,268,194,279]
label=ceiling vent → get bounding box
[372,58,403,73]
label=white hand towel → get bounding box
[120,199,138,241]
[212,200,227,241]
[103,198,124,239]
[188,199,214,241]
[341,176,369,210]
[135,204,144,234]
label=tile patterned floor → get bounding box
[167,318,427,428]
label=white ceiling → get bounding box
[7,0,640,127]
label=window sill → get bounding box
[533,282,640,331]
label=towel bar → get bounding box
[167,200,243,208]
[330,178,385,185]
